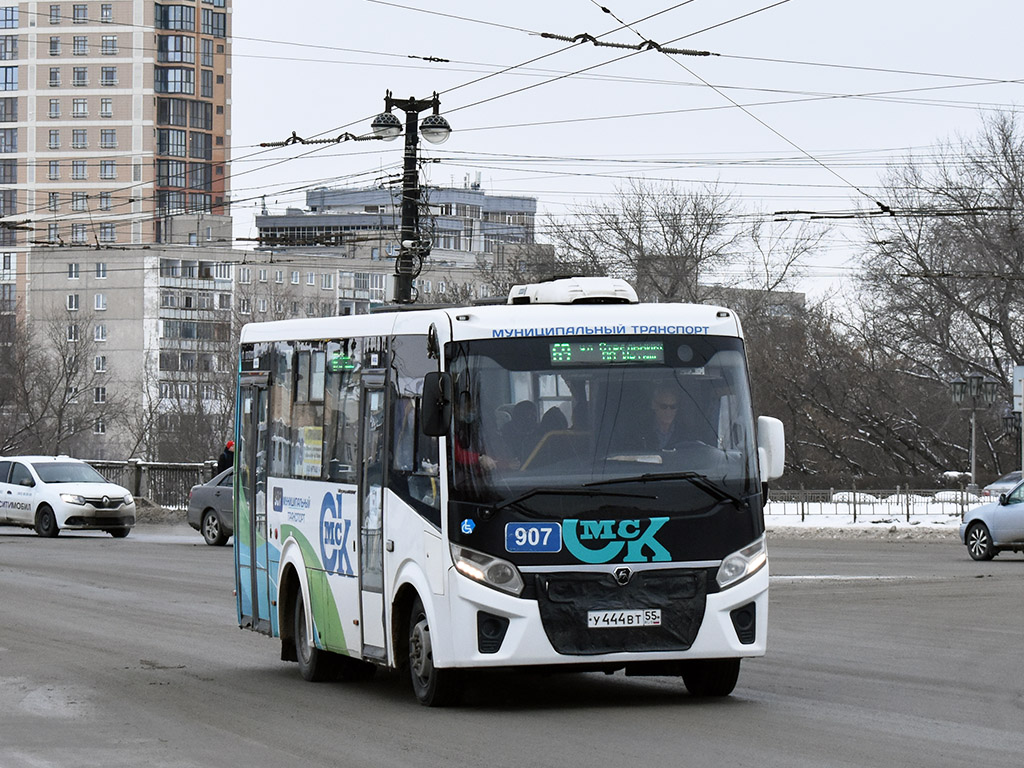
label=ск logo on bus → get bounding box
[319,492,354,576]
[563,517,671,564]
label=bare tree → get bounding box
[546,180,742,303]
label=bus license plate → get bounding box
[587,609,661,628]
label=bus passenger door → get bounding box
[359,377,387,658]
[236,381,272,634]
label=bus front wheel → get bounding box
[294,596,335,682]
[681,658,740,697]
[408,597,462,706]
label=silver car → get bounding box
[980,470,1022,500]
[186,468,234,546]
[959,479,1024,560]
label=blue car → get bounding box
[959,479,1024,560]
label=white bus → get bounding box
[234,277,785,705]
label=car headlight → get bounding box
[124,494,134,506]
[450,543,524,596]
[60,493,86,506]
[716,536,767,589]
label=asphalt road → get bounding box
[1,526,1021,768]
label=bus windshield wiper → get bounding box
[584,471,747,508]
[485,486,657,519]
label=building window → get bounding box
[71,223,86,243]
[238,267,251,284]
[258,268,267,282]
[0,7,16,28]
[49,223,60,241]
[0,96,15,122]
[49,67,61,87]
[48,129,60,149]
[101,4,113,23]
[73,5,88,24]
[72,191,87,211]
[157,128,186,157]
[98,193,112,211]
[49,37,61,56]
[200,38,213,67]
[93,420,106,436]
[49,99,61,118]
[0,126,17,152]
[94,325,107,343]
[95,355,107,373]
[95,262,107,278]
[275,270,283,284]
[200,69,213,98]
[67,293,80,311]
[49,5,61,24]
[307,272,315,286]
[155,4,195,31]
[72,160,86,179]
[67,324,79,342]
[49,161,60,180]
[321,273,334,290]
[73,36,87,55]
[158,35,194,63]
[189,131,211,160]
[71,128,87,148]
[48,192,60,212]
[101,36,118,55]
[99,160,116,179]
[94,387,106,404]
[0,66,14,91]
[94,293,107,310]
[155,67,194,94]
[73,98,88,118]
[72,67,87,87]
[100,67,117,86]
[100,128,116,148]
[0,35,15,60]
[99,223,115,243]
[68,263,80,279]
[291,270,299,285]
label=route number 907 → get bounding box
[505,522,562,553]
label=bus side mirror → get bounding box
[757,416,785,481]
[421,372,453,437]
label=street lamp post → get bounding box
[950,372,1000,491]
[370,91,451,304]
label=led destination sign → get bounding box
[549,341,665,365]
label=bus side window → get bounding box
[323,340,360,484]
[388,335,440,523]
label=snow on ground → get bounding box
[764,499,978,539]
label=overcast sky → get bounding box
[230,0,1024,294]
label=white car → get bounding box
[0,455,136,538]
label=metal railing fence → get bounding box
[767,487,983,522]
[86,459,219,510]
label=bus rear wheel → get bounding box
[408,597,462,706]
[294,596,335,682]
[681,658,741,697]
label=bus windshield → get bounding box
[446,334,759,512]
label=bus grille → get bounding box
[533,569,708,655]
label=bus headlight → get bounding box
[451,543,525,596]
[716,536,767,589]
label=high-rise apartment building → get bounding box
[0,1,235,462]
[0,0,231,258]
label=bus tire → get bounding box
[408,596,462,706]
[681,658,740,697]
[294,595,336,682]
